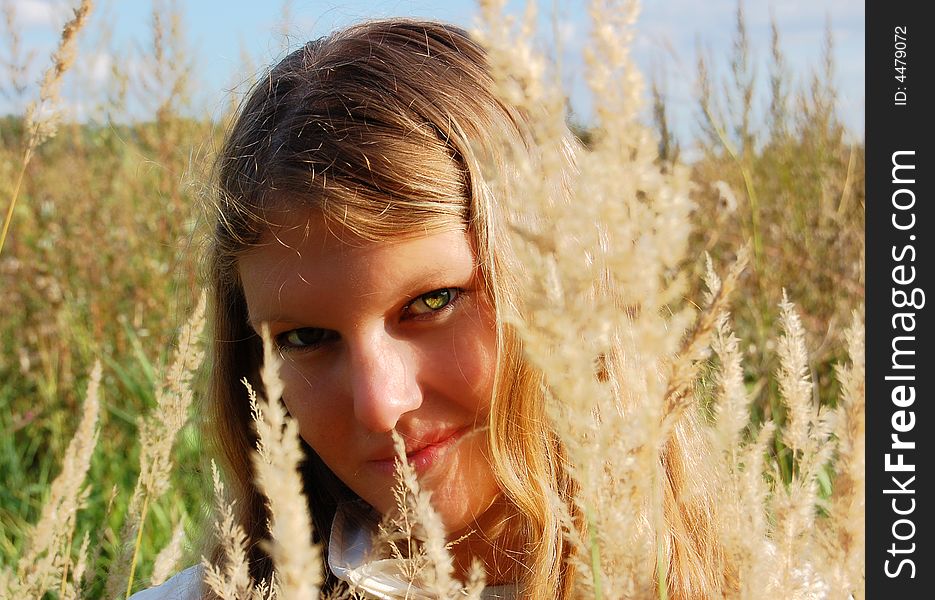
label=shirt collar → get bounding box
[327,506,517,599]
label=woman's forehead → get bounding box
[237,209,479,324]
[244,203,468,248]
[249,212,469,266]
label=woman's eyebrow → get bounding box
[245,313,295,331]
[402,256,482,288]
[396,267,462,292]
[243,261,476,328]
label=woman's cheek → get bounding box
[448,326,497,409]
[278,362,339,437]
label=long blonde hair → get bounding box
[209,18,728,598]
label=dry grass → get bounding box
[7,361,101,599]
[245,326,322,598]
[0,0,863,598]
[0,0,93,257]
[104,292,206,598]
[202,461,253,600]
[690,2,863,425]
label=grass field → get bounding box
[1,1,864,598]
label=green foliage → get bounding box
[0,5,220,586]
[685,6,863,444]
[0,2,862,596]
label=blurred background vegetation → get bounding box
[0,0,863,595]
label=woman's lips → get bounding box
[368,427,468,476]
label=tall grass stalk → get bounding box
[9,361,101,599]
[0,0,92,257]
[0,0,865,597]
[105,293,206,598]
[386,430,458,598]
[202,461,253,599]
[247,325,322,598]
[585,507,603,600]
[822,310,865,598]
[697,48,763,270]
[150,522,186,586]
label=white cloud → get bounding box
[87,52,113,85]
[14,0,57,28]
[557,20,577,45]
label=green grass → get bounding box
[0,3,862,595]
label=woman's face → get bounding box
[238,209,501,535]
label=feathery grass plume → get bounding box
[202,460,253,600]
[650,66,679,164]
[709,293,861,599]
[0,0,93,257]
[146,0,191,121]
[13,360,100,599]
[136,0,195,214]
[729,421,777,597]
[462,559,486,600]
[477,1,724,597]
[579,6,698,595]
[664,246,749,427]
[819,309,865,599]
[107,292,207,598]
[364,430,484,599]
[727,0,756,153]
[247,324,322,598]
[151,522,186,586]
[767,14,791,140]
[389,429,459,597]
[707,259,752,454]
[703,274,776,595]
[372,464,432,591]
[776,290,815,456]
[0,568,13,598]
[769,293,836,597]
[60,532,90,600]
[477,2,647,595]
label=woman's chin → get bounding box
[364,472,502,538]
[360,428,500,534]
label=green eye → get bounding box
[409,288,456,315]
[423,290,450,309]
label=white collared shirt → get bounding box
[129,509,516,600]
[129,565,202,600]
[328,507,516,599]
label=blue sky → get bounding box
[6,0,864,150]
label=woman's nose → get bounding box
[347,333,422,432]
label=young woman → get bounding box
[135,18,728,600]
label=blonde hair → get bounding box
[209,18,728,598]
